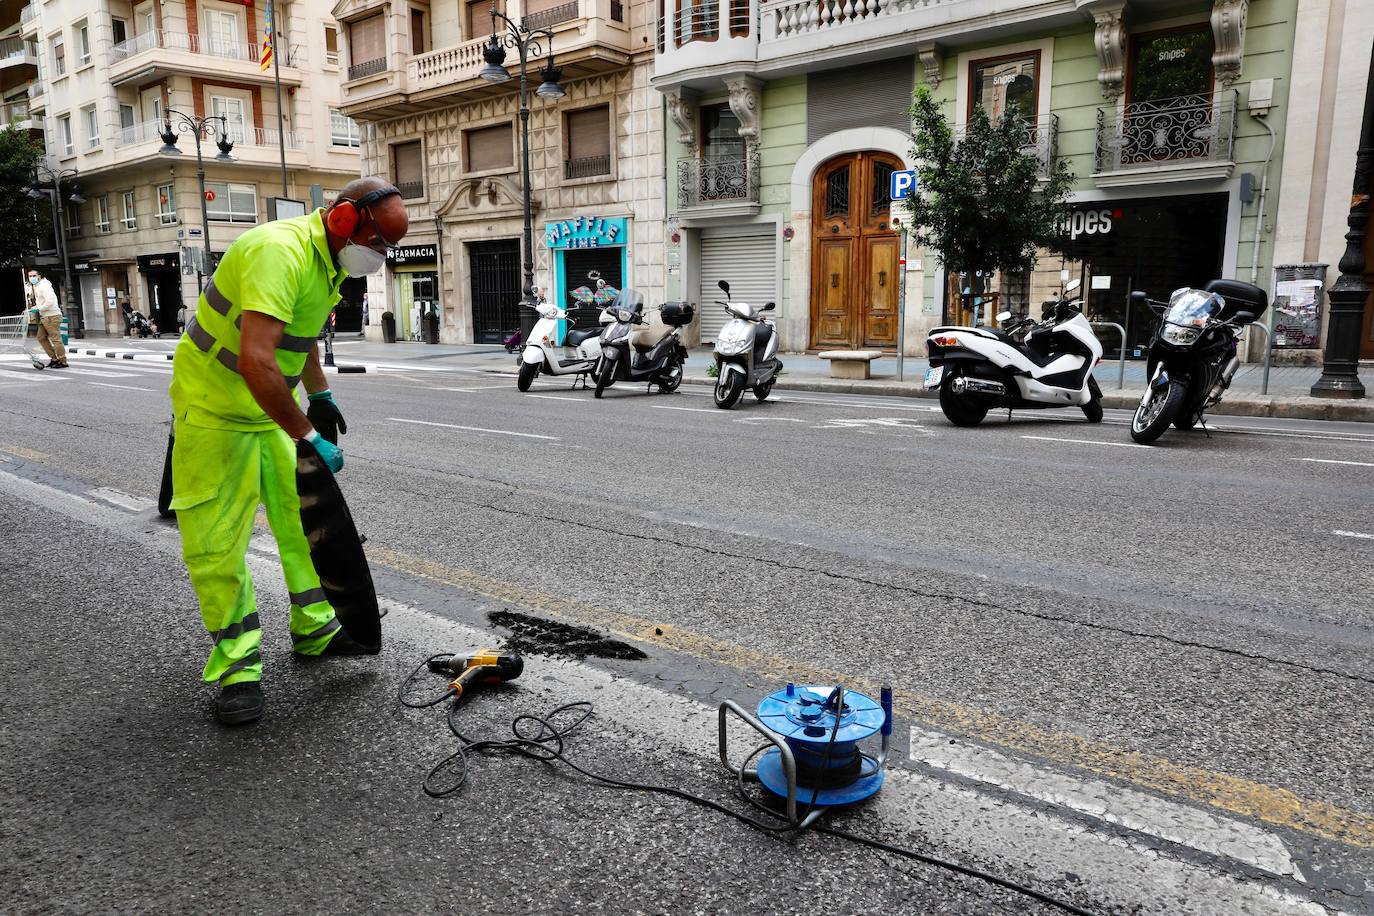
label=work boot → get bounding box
[215,681,264,725]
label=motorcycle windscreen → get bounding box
[295,441,382,653]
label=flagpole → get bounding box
[267,0,288,197]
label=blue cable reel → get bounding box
[719,683,894,824]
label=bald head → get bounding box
[325,176,410,257]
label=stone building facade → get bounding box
[335,0,660,344]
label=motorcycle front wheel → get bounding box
[1131,379,1186,444]
[1082,376,1104,423]
[516,360,539,392]
[714,371,744,409]
[594,358,615,399]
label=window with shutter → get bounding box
[393,140,424,197]
[564,106,610,179]
[464,124,512,173]
[467,0,504,39]
[347,15,386,79]
[411,9,427,54]
[324,26,339,64]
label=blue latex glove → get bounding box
[306,388,347,444]
[303,429,344,473]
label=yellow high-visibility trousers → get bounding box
[171,417,341,686]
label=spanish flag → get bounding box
[260,3,273,71]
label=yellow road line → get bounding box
[371,545,1374,849]
[0,444,50,461]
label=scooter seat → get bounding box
[564,327,599,347]
[631,326,671,352]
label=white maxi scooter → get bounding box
[923,278,1105,426]
[517,275,614,392]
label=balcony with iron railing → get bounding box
[344,0,630,119]
[111,120,307,168]
[1093,92,1238,187]
[677,152,759,217]
[109,31,304,87]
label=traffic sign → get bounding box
[890,170,917,200]
[204,190,216,202]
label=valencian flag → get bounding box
[260,3,274,71]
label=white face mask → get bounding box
[338,242,386,276]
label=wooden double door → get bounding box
[809,151,901,349]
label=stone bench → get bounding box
[818,349,883,379]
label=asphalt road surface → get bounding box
[0,348,1371,915]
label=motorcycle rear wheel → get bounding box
[516,361,539,392]
[658,364,683,393]
[938,374,988,427]
[594,358,615,399]
[1131,379,1186,444]
[753,379,774,402]
[714,372,744,409]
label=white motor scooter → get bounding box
[517,275,613,392]
[923,278,1105,426]
[710,280,783,409]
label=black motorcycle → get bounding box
[1129,279,1266,444]
[593,289,693,399]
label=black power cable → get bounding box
[398,667,1098,916]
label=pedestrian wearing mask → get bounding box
[26,270,68,368]
[167,176,408,725]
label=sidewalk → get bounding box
[68,335,1374,422]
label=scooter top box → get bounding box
[660,301,695,327]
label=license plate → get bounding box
[924,366,943,390]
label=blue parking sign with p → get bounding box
[890,170,917,200]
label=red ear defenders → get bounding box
[326,185,401,238]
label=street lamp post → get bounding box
[156,110,236,285]
[477,6,565,320]
[27,165,85,339]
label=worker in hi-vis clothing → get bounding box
[169,177,408,725]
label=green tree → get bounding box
[903,86,1074,319]
[0,125,46,269]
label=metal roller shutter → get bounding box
[698,228,777,343]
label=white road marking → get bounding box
[811,417,929,431]
[0,368,70,380]
[1294,458,1374,468]
[88,382,154,392]
[1207,427,1374,444]
[651,405,721,413]
[58,366,155,378]
[776,395,941,413]
[427,385,510,392]
[1334,530,1374,541]
[388,417,558,440]
[529,394,586,402]
[1021,435,1150,449]
[909,727,1305,881]
[88,487,155,511]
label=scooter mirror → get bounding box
[718,280,731,297]
[1064,278,1081,294]
[996,311,1013,323]
[1129,290,1149,313]
[762,302,776,311]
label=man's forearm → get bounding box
[302,344,328,396]
[241,358,312,439]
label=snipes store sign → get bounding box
[544,216,626,250]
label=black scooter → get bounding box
[1129,278,1266,444]
[593,289,693,399]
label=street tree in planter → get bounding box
[903,86,1074,323]
[0,125,46,270]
